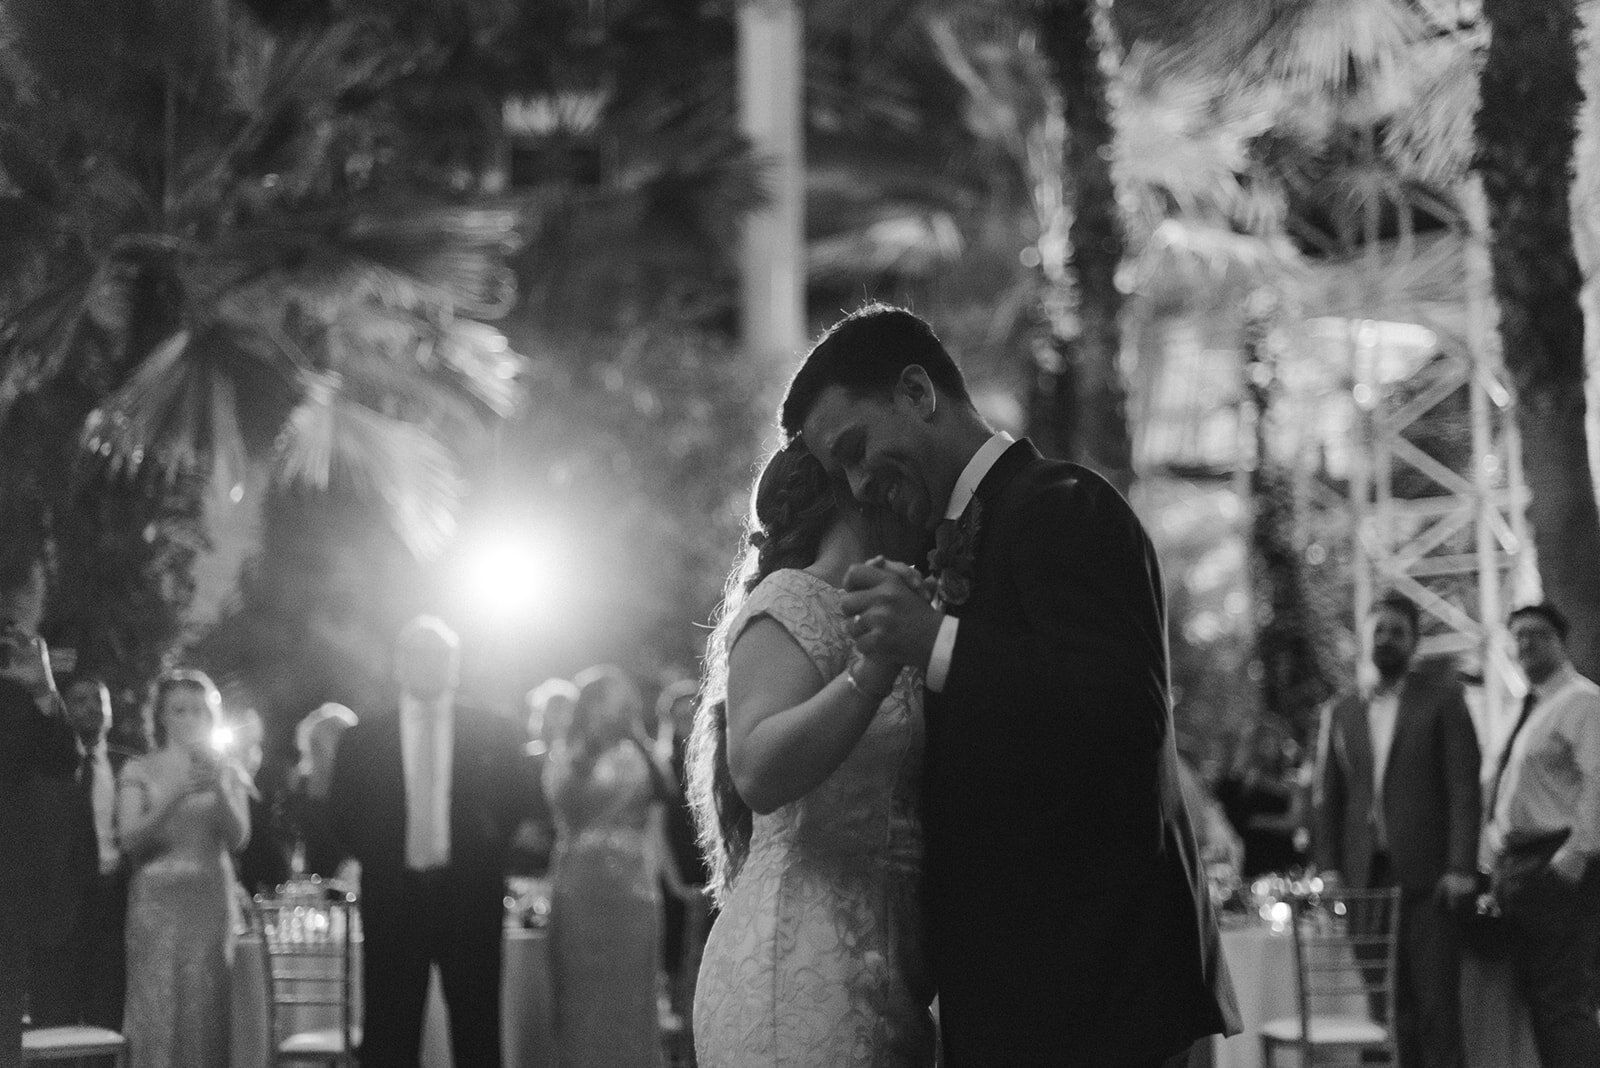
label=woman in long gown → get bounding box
[547,665,677,1068]
[115,669,250,1068]
[690,440,935,1067]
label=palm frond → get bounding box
[1127,217,1305,297]
[809,208,964,282]
[1384,31,1482,186]
[0,264,99,418]
[431,319,528,418]
[1239,0,1423,109]
[334,204,523,316]
[82,325,274,482]
[272,382,462,558]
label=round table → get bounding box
[232,925,555,1068]
[1211,918,1539,1068]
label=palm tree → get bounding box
[0,1,535,712]
[1475,0,1600,675]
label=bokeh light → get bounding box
[458,527,574,629]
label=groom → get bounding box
[783,305,1239,1067]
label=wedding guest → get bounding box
[328,616,538,1068]
[1178,752,1244,883]
[63,677,132,1032]
[1313,592,1480,1068]
[1481,603,1600,1067]
[0,558,76,1068]
[655,678,708,976]
[1216,721,1309,876]
[506,679,571,878]
[286,702,357,878]
[691,440,935,1067]
[231,708,290,895]
[25,675,126,1031]
[117,669,251,1068]
[547,665,679,1068]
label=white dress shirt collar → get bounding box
[944,432,1015,521]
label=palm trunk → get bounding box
[1476,0,1600,678]
[1037,0,1134,496]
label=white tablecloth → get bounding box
[1214,920,1542,1068]
[232,925,554,1068]
[1212,921,1368,1068]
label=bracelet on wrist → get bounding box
[844,660,891,704]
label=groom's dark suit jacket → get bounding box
[924,441,1240,1066]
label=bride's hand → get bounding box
[847,651,897,701]
[865,557,937,603]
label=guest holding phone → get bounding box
[116,669,250,1068]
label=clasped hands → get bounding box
[840,557,944,679]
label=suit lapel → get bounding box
[1380,676,1419,801]
[1341,692,1375,788]
[971,438,1040,510]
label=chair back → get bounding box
[251,883,359,1062]
[1288,886,1401,1049]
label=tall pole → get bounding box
[1464,179,1506,726]
[738,0,806,361]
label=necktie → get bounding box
[1485,691,1538,817]
[408,711,439,869]
[75,747,98,873]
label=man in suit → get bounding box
[1481,603,1600,1067]
[1312,592,1481,1068]
[329,616,539,1068]
[0,558,77,1068]
[27,674,127,1031]
[784,304,1239,1068]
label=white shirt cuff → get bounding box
[926,616,960,692]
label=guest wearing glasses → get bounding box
[1481,603,1600,1067]
[116,669,251,1068]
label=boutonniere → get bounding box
[927,499,983,611]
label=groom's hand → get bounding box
[841,562,943,671]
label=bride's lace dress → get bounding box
[694,568,935,1067]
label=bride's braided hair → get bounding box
[688,439,839,904]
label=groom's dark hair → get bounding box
[780,303,972,436]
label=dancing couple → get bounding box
[689,305,1240,1068]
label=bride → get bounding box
[689,439,935,1067]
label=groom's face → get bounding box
[801,379,945,531]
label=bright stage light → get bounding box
[461,529,570,626]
